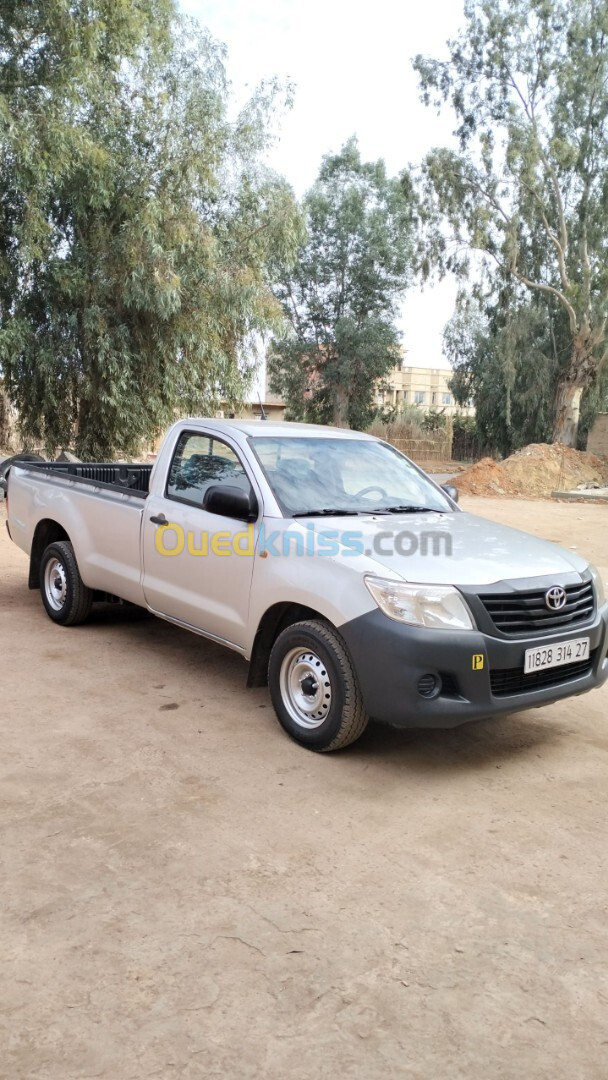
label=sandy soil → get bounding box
[1,497,607,1079]
[456,445,608,499]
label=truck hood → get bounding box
[305,510,588,585]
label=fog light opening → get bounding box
[417,673,442,699]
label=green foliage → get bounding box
[443,287,608,454]
[269,138,416,430]
[421,408,447,433]
[452,413,476,435]
[450,410,482,461]
[374,400,425,429]
[0,3,301,456]
[367,410,425,445]
[0,378,13,448]
[414,0,608,445]
[368,405,452,461]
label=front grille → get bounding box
[490,651,596,697]
[480,580,594,636]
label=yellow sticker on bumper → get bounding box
[472,654,485,671]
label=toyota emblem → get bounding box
[545,585,567,611]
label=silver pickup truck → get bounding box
[6,418,608,751]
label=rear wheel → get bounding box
[268,619,368,751]
[40,541,93,626]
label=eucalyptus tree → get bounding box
[0,2,300,456]
[445,291,565,455]
[270,138,416,430]
[415,0,608,446]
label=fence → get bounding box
[386,435,452,464]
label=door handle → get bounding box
[150,514,168,526]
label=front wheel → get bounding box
[40,541,93,626]
[268,620,368,751]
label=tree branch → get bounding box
[504,64,534,123]
[521,180,569,292]
[467,176,511,226]
[511,262,578,335]
[504,61,569,270]
[537,145,568,260]
[285,280,305,337]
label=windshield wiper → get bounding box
[371,505,445,514]
[292,508,360,517]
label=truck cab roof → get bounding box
[175,418,378,441]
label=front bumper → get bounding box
[339,606,608,729]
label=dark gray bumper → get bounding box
[339,607,608,729]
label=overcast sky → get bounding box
[180,0,465,374]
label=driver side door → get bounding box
[141,431,259,649]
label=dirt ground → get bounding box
[1,496,607,1080]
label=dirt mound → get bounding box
[452,457,520,496]
[455,443,608,498]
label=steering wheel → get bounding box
[354,485,388,500]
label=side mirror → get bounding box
[441,483,459,504]
[203,484,258,522]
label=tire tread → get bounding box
[269,619,368,752]
[40,540,93,626]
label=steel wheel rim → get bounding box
[44,557,67,612]
[279,647,332,729]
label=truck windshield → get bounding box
[249,436,453,516]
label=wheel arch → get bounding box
[29,519,71,589]
[247,602,330,687]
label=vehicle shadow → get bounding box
[86,601,151,623]
[59,603,575,775]
[341,709,570,773]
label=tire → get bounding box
[40,541,93,626]
[268,619,368,752]
[0,453,45,499]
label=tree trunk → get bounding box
[552,379,584,447]
[552,334,600,447]
[332,384,350,427]
[0,382,17,451]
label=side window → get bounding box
[166,433,251,507]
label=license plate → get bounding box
[524,637,590,674]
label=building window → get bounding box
[442,393,452,405]
[414,391,425,405]
[431,392,437,405]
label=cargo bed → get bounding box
[21,461,152,498]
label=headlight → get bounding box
[365,576,475,630]
[589,564,606,606]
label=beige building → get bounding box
[230,388,286,422]
[220,362,473,424]
[376,364,474,417]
